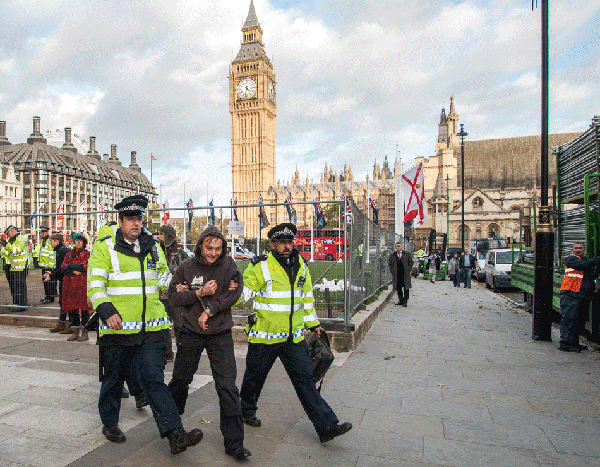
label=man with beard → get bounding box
[167,225,250,460]
[239,223,352,444]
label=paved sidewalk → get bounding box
[1,279,600,466]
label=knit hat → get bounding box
[158,224,177,247]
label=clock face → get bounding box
[268,80,275,101]
[236,77,257,99]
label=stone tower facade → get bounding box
[229,0,277,239]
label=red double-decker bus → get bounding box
[294,228,349,261]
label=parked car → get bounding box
[484,249,518,291]
[233,244,254,261]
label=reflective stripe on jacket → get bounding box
[38,237,56,268]
[242,253,319,344]
[560,267,584,293]
[2,236,28,271]
[87,236,171,337]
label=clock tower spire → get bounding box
[230,0,277,239]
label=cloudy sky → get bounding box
[1,0,598,214]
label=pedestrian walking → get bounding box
[157,224,190,361]
[38,226,58,304]
[388,241,413,307]
[1,226,28,311]
[239,223,352,444]
[58,233,93,342]
[459,248,476,288]
[87,194,203,454]
[448,252,460,287]
[558,242,600,352]
[428,252,439,283]
[167,225,250,460]
[44,233,72,333]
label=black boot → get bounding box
[226,447,252,460]
[102,425,126,443]
[319,422,352,443]
[168,428,203,455]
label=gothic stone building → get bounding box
[0,116,155,235]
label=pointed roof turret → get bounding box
[242,0,261,32]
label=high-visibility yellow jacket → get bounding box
[242,253,319,344]
[1,235,28,271]
[33,243,41,258]
[38,237,56,269]
[87,231,171,337]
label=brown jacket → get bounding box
[167,226,243,335]
[388,249,413,290]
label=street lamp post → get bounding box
[457,124,468,252]
[445,174,451,238]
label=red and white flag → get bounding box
[54,202,65,231]
[162,199,170,225]
[401,163,428,226]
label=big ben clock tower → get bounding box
[230,0,277,239]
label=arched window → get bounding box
[472,197,484,210]
[457,224,470,243]
[488,223,500,239]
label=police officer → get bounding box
[87,195,203,454]
[558,242,600,352]
[39,226,58,303]
[2,226,28,311]
[239,223,352,443]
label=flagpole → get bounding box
[151,153,153,187]
[256,191,260,256]
[310,181,314,262]
[36,191,40,242]
[183,183,187,248]
[366,190,370,264]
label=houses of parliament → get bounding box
[226,0,581,246]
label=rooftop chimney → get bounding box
[61,127,77,153]
[87,136,101,160]
[108,144,121,166]
[0,121,10,146]
[103,153,109,162]
[27,116,47,144]
[129,150,141,171]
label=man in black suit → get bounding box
[388,242,413,307]
[459,248,477,288]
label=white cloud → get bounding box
[0,58,15,74]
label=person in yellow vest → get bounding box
[2,225,28,311]
[558,242,600,352]
[239,223,352,443]
[38,226,58,303]
[87,195,203,454]
[32,241,41,269]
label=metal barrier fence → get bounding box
[1,199,403,327]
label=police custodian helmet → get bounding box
[114,195,148,217]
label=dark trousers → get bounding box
[67,310,90,326]
[240,339,338,435]
[396,280,409,304]
[42,269,57,299]
[99,341,182,437]
[168,330,244,449]
[462,267,472,288]
[8,270,27,306]
[559,292,590,349]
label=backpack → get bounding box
[307,330,335,392]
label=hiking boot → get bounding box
[77,330,89,342]
[67,326,80,341]
[243,415,261,427]
[168,428,203,455]
[225,447,252,460]
[102,425,126,443]
[58,323,72,334]
[319,422,353,443]
[49,321,67,333]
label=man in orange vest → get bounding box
[559,242,600,352]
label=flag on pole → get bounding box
[54,202,65,231]
[284,193,297,224]
[186,198,193,231]
[78,201,88,232]
[401,162,427,226]
[369,196,379,225]
[97,198,106,228]
[209,199,215,226]
[258,194,269,230]
[151,154,157,161]
[30,201,47,226]
[340,193,352,224]
[162,199,170,225]
[314,198,327,234]
[233,197,239,222]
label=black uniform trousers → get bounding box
[42,268,57,299]
[396,260,409,304]
[168,329,244,449]
[99,340,182,437]
[240,338,339,435]
[8,270,27,306]
[559,291,590,349]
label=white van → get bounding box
[484,249,518,291]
